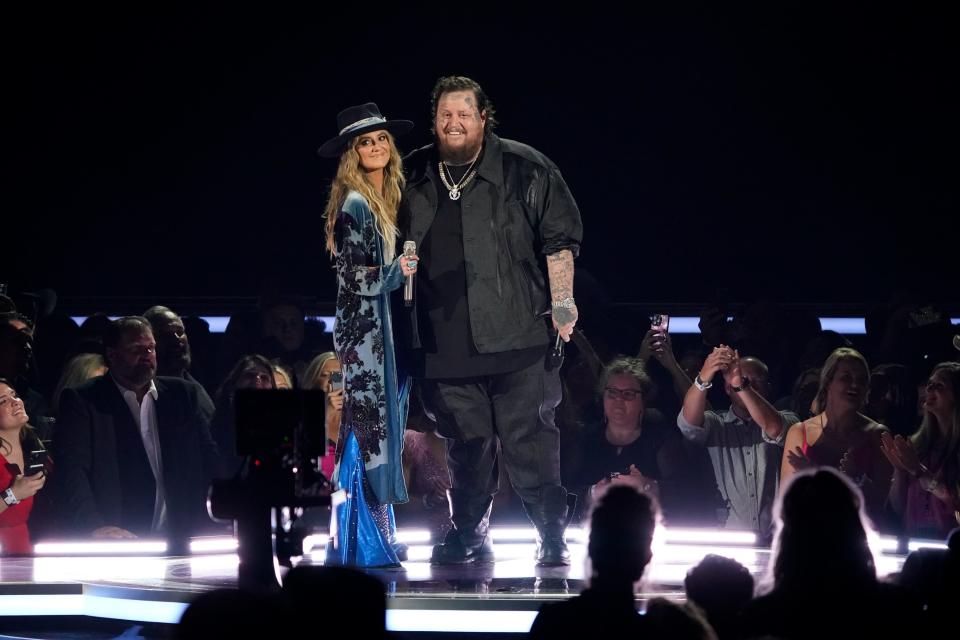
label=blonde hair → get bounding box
[323,131,405,262]
[303,351,338,390]
[52,353,107,413]
[813,347,870,414]
[911,362,960,497]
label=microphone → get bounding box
[403,241,416,307]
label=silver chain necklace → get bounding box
[437,157,479,201]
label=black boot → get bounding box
[523,486,575,567]
[431,490,495,565]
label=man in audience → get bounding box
[54,317,220,546]
[679,347,796,540]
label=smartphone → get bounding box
[25,449,48,476]
[329,371,343,391]
[651,314,670,334]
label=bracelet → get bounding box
[694,375,712,391]
[2,488,19,506]
[551,297,576,309]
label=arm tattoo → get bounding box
[547,250,574,301]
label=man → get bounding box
[0,312,49,425]
[678,347,796,539]
[54,317,220,545]
[399,76,583,565]
[143,305,215,418]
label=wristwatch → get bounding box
[551,297,576,309]
[731,378,752,393]
[694,375,713,391]
[2,488,19,506]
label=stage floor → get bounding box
[0,527,923,638]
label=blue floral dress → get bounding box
[328,190,410,567]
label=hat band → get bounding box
[339,116,387,136]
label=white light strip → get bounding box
[874,535,900,553]
[387,609,537,633]
[302,534,328,554]
[84,595,188,624]
[33,540,168,555]
[395,529,432,543]
[68,315,959,335]
[0,594,84,616]
[189,537,238,553]
[490,527,538,541]
[661,528,757,545]
[819,317,866,334]
[70,316,336,334]
[908,539,948,551]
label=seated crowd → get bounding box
[0,288,957,637]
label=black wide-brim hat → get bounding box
[317,102,413,158]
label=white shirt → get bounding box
[112,376,167,532]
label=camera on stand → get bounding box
[207,389,333,590]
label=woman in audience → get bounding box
[271,361,295,390]
[741,467,921,638]
[0,378,48,554]
[882,362,960,539]
[575,357,700,523]
[51,353,107,414]
[210,355,276,474]
[302,352,342,480]
[780,348,893,529]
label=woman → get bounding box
[210,355,277,476]
[575,357,699,523]
[781,348,893,529]
[319,103,417,567]
[740,468,921,639]
[51,353,108,415]
[0,378,48,554]
[882,362,960,539]
[302,351,342,480]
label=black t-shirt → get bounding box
[413,151,542,379]
[574,409,703,523]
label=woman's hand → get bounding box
[611,465,661,499]
[326,387,344,412]
[400,253,420,277]
[10,472,45,502]
[880,432,922,475]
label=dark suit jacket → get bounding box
[53,375,220,538]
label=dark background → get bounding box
[10,5,957,308]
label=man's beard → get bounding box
[437,138,482,166]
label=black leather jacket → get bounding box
[399,133,583,354]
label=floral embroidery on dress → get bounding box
[332,190,408,504]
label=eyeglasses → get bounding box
[604,387,643,401]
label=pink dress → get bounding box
[904,471,957,540]
[0,454,34,555]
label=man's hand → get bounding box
[721,349,743,388]
[552,304,578,342]
[699,345,734,384]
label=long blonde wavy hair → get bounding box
[323,131,405,262]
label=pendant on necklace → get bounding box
[448,187,461,201]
